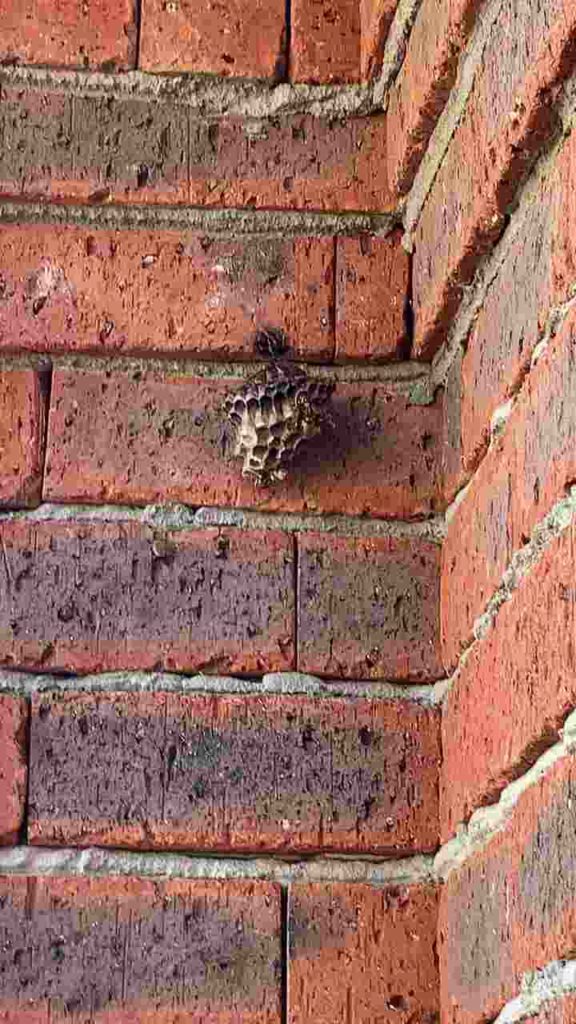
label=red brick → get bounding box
[440,345,466,503]
[291,0,361,84]
[0,86,392,212]
[461,128,576,470]
[442,522,576,841]
[140,0,285,78]
[439,755,576,1024]
[0,874,281,1023]
[442,306,576,666]
[386,0,480,194]
[44,366,444,519]
[0,367,47,508]
[413,0,576,359]
[0,0,136,69]
[335,232,409,361]
[0,695,27,846]
[298,533,442,681]
[0,223,334,361]
[290,882,439,1023]
[29,691,440,854]
[0,519,294,675]
[360,0,398,80]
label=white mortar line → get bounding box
[0,65,374,117]
[494,959,576,1023]
[372,0,424,107]
[0,669,440,705]
[0,198,399,238]
[435,704,576,880]
[0,503,447,542]
[0,846,437,886]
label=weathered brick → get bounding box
[440,755,576,1024]
[0,0,136,69]
[298,533,442,680]
[0,519,294,675]
[442,523,576,841]
[29,690,440,854]
[0,86,189,206]
[0,86,392,212]
[386,0,480,194]
[291,0,361,84]
[360,0,398,80]
[0,223,334,361]
[140,0,286,78]
[461,128,576,470]
[442,306,576,666]
[0,695,27,846]
[335,232,409,361]
[413,0,576,359]
[0,367,47,508]
[290,882,439,1023]
[44,366,444,519]
[440,345,466,503]
[0,875,281,1022]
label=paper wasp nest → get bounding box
[224,363,335,486]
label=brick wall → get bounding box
[0,0,575,1021]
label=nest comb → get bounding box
[224,363,335,486]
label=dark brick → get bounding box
[0,875,281,1022]
[297,533,442,681]
[29,691,440,854]
[0,519,295,674]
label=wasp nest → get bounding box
[224,363,335,486]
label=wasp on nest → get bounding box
[223,328,335,486]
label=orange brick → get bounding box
[335,232,409,361]
[140,0,286,78]
[0,224,334,362]
[291,0,361,84]
[290,882,439,1023]
[0,695,27,846]
[0,0,136,69]
[360,0,398,80]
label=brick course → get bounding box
[442,306,576,667]
[442,522,576,840]
[140,0,286,79]
[0,366,47,508]
[440,755,576,1024]
[298,533,442,680]
[413,0,576,359]
[461,128,576,470]
[44,366,444,519]
[0,519,295,675]
[0,224,335,362]
[29,690,440,854]
[0,87,392,212]
[0,875,281,1023]
[386,0,480,195]
[290,882,439,1023]
[0,695,27,846]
